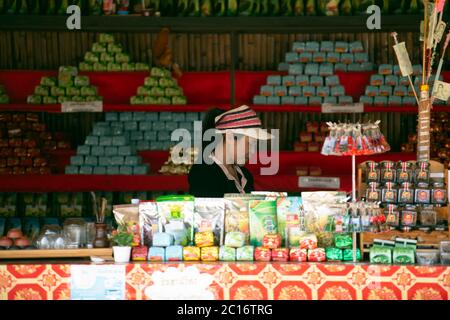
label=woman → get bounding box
[188,105,272,197]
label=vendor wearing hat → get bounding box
[188,105,273,197]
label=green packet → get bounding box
[393,247,415,264]
[335,233,353,249]
[326,247,343,261]
[249,200,277,247]
[370,245,392,264]
[343,248,361,261]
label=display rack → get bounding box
[0,248,112,260]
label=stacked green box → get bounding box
[27,66,103,105]
[79,33,150,72]
[0,85,10,104]
[130,67,187,105]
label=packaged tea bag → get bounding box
[415,161,430,184]
[381,161,396,183]
[385,204,400,228]
[431,181,447,205]
[398,182,414,204]
[401,205,417,228]
[276,197,302,246]
[194,198,225,246]
[415,184,431,204]
[366,182,381,202]
[249,200,277,247]
[157,195,195,246]
[397,161,413,184]
[113,204,140,246]
[139,201,159,247]
[382,182,398,204]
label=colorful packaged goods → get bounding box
[165,245,184,261]
[132,246,148,261]
[343,248,361,261]
[334,233,352,249]
[254,247,272,261]
[219,246,236,261]
[236,245,254,261]
[112,204,140,246]
[289,248,307,262]
[152,232,174,247]
[138,201,159,247]
[224,231,246,248]
[183,246,200,261]
[299,234,318,250]
[195,231,215,248]
[307,248,326,262]
[248,200,278,247]
[194,198,225,246]
[201,246,219,262]
[272,248,289,262]
[148,247,165,261]
[326,247,343,261]
[262,234,281,249]
[393,246,415,264]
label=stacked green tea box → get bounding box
[79,33,150,72]
[130,67,187,105]
[359,64,444,106]
[27,66,103,104]
[65,120,149,175]
[0,85,9,104]
[254,41,365,106]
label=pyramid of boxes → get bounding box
[79,33,150,72]
[27,67,102,105]
[360,64,447,106]
[253,41,373,106]
[0,84,9,104]
[130,67,187,105]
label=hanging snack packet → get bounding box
[249,200,278,247]
[138,201,159,247]
[157,195,195,246]
[194,198,225,246]
[113,204,140,247]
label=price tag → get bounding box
[61,101,103,113]
[321,103,364,113]
[298,176,340,189]
[430,172,445,179]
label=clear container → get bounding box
[440,241,450,253]
[35,225,62,249]
[441,253,450,265]
[416,250,440,265]
[63,219,87,249]
[86,222,96,249]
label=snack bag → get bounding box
[157,195,195,246]
[276,197,302,246]
[236,246,254,261]
[325,247,343,261]
[224,231,246,248]
[195,231,215,248]
[290,248,307,262]
[183,246,200,261]
[219,246,236,261]
[194,198,225,246]
[201,246,219,262]
[272,248,289,262]
[343,248,361,261]
[334,233,353,249]
[307,248,326,262]
[255,247,272,261]
[370,245,392,264]
[224,194,264,244]
[139,201,159,247]
[249,200,277,247]
[113,204,140,247]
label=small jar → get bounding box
[419,205,437,227]
[398,182,415,204]
[382,182,398,204]
[397,161,413,184]
[401,205,417,228]
[366,182,381,202]
[415,161,430,184]
[381,161,396,183]
[415,183,431,204]
[431,182,447,205]
[384,204,400,228]
[366,161,380,183]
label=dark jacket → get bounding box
[188,162,254,197]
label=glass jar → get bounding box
[415,161,430,184]
[415,183,431,204]
[366,161,380,183]
[419,205,437,227]
[401,205,417,228]
[398,182,415,204]
[366,182,381,202]
[35,225,62,249]
[431,182,447,205]
[397,161,413,184]
[63,218,87,249]
[381,161,396,183]
[382,182,398,204]
[384,204,400,228]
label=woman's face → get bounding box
[233,135,251,165]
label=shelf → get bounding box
[0,15,425,33]
[0,248,113,260]
[2,103,450,113]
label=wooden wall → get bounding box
[0,31,435,70]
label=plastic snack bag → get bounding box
[194,198,225,246]
[113,204,140,247]
[276,197,302,246]
[249,200,277,247]
[139,201,159,247]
